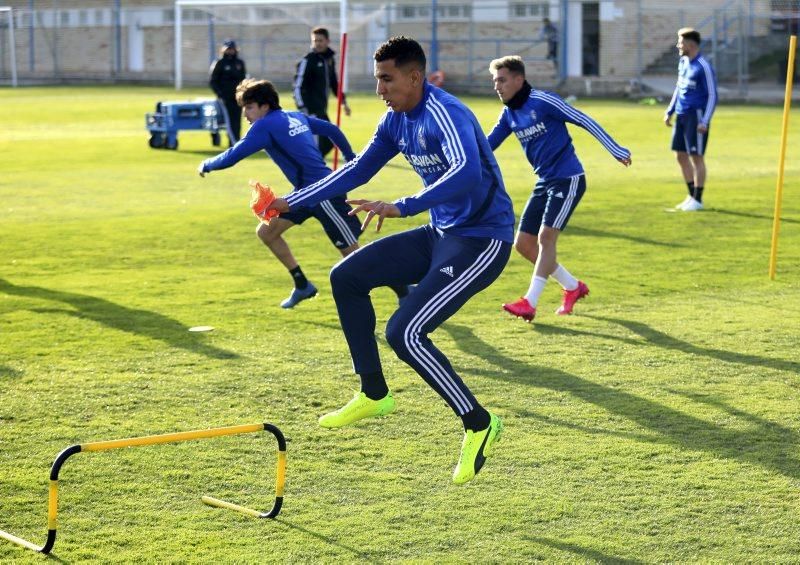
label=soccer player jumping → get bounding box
[488,56,631,323]
[199,79,407,308]
[268,36,515,484]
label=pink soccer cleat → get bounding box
[502,297,536,322]
[556,280,589,315]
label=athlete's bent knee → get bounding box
[538,227,559,247]
[385,312,413,357]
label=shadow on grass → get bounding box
[709,208,800,225]
[274,519,377,562]
[0,278,238,360]
[570,225,680,247]
[528,536,644,564]
[441,322,800,480]
[0,365,23,380]
[586,315,800,375]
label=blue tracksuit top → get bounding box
[284,81,515,242]
[666,53,717,126]
[487,89,631,181]
[200,110,356,189]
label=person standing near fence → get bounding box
[209,39,247,146]
[664,27,717,211]
[539,17,559,75]
[487,56,631,323]
[293,26,351,158]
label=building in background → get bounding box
[0,0,796,99]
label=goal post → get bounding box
[0,6,18,87]
[174,0,349,91]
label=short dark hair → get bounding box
[678,27,701,45]
[235,78,281,109]
[490,55,526,77]
[311,26,329,40]
[374,36,426,72]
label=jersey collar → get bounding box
[505,80,532,110]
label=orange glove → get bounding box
[249,181,280,223]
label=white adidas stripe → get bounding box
[285,156,355,207]
[411,94,468,198]
[696,109,705,155]
[697,56,717,125]
[320,199,357,246]
[403,239,503,414]
[293,58,307,108]
[553,175,580,229]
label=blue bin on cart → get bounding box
[145,99,224,150]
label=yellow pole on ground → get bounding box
[769,35,797,280]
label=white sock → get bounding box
[551,264,579,291]
[524,276,548,307]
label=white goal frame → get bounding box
[0,6,18,87]
[174,0,348,90]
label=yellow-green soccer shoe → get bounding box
[452,413,503,484]
[318,392,396,429]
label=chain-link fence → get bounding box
[0,0,798,99]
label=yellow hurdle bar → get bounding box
[0,422,286,555]
[80,423,266,452]
[202,436,287,519]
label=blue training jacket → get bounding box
[487,89,630,181]
[666,53,718,126]
[284,81,515,242]
[200,110,356,189]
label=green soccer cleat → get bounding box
[452,413,503,485]
[318,392,396,429]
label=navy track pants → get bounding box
[329,224,511,416]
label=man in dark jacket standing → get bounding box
[209,39,247,145]
[293,27,351,157]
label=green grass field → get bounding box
[1,85,799,562]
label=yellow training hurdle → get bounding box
[0,422,286,555]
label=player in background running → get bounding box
[199,78,409,309]
[487,56,631,323]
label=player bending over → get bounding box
[269,36,515,484]
[488,56,631,322]
[199,78,407,308]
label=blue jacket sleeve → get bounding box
[307,116,356,161]
[201,120,267,172]
[393,104,482,217]
[540,92,631,161]
[283,116,398,210]
[698,58,717,126]
[666,83,679,116]
[487,110,512,151]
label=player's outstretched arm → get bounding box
[347,199,401,233]
[307,116,356,161]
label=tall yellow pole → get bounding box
[769,35,797,279]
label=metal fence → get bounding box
[0,0,798,99]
